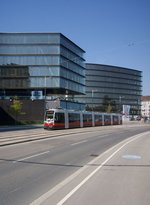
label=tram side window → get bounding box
[69,113,80,122]
[95,115,102,122]
[113,115,119,124]
[55,113,65,123]
[83,114,92,122]
[104,115,111,124]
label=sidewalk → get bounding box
[0,124,43,132]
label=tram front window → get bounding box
[45,111,54,121]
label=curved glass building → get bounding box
[76,63,142,114]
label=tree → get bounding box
[111,100,118,113]
[10,96,23,124]
[101,95,117,113]
[106,103,112,113]
[102,95,111,112]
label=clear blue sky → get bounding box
[1,0,150,95]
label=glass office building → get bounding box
[0,33,85,99]
[76,63,142,114]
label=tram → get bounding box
[44,109,122,129]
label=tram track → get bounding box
[0,126,118,147]
[0,123,148,147]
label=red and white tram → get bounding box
[44,109,122,129]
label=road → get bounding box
[0,124,150,205]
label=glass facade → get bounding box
[75,63,142,114]
[0,33,85,99]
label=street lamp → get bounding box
[92,89,97,111]
[44,75,53,112]
[119,96,124,113]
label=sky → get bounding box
[0,0,150,95]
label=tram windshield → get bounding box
[45,111,54,120]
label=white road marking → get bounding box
[70,135,109,146]
[122,154,141,160]
[56,134,143,205]
[13,151,50,163]
[30,131,149,205]
[71,140,87,146]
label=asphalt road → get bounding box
[0,124,150,205]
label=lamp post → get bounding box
[137,98,141,116]
[92,89,97,111]
[119,96,124,113]
[44,76,47,114]
[44,76,52,113]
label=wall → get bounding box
[0,100,44,125]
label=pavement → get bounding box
[0,124,43,132]
[0,122,150,205]
[29,130,150,205]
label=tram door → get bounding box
[54,112,65,128]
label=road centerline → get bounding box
[13,151,50,163]
[71,140,87,146]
